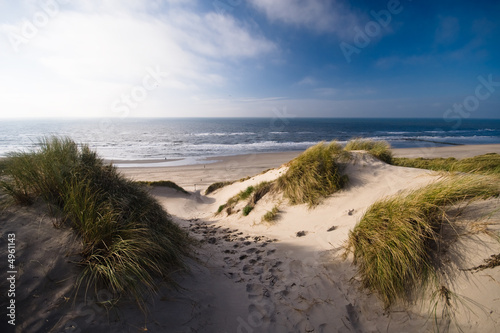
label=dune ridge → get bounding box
[1,143,500,332]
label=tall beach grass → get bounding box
[217,181,274,216]
[0,137,192,307]
[392,153,500,175]
[344,138,393,163]
[276,141,348,207]
[346,174,500,307]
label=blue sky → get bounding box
[0,0,499,118]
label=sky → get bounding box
[0,0,499,119]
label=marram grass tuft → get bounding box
[276,141,348,207]
[346,174,500,307]
[0,137,193,308]
[344,138,393,163]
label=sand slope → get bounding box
[144,152,500,332]
[2,151,500,332]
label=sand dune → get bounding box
[1,147,500,332]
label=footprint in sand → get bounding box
[263,274,278,287]
[242,265,252,275]
[246,283,265,295]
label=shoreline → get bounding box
[114,143,500,168]
[118,144,500,192]
[2,143,500,166]
[118,151,303,191]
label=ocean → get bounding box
[1,118,499,165]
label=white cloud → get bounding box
[0,0,277,118]
[296,76,317,86]
[249,0,361,38]
[168,10,276,59]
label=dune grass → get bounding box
[239,185,255,200]
[276,141,348,207]
[392,153,500,175]
[344,138,393,163]
[216,141,348,212]
[210,140,366,213]
[242,205,253,216]
[346,174,500,307]
[136,180,189,194]
[216,182,274,216]
[205,181,234,195]
[0,159,6,173]
[250,181,273,204]
[262,205,280,223]
[0,137,192,307]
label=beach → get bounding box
[3,0,499,330]
[119,144,500,192]
[1,143,500,332]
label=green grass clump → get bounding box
[205,181,234,195]
[216,182,273,216]
[250,181,273,205]
[239,186,255,200]
[136,180,189,194]
[392,153,500,175]
[344,138,393,163]
[0,159,7,173]
[242,205,253,216]
[346,174,500,307]
[262,205,280,223]
[276,141,348,207]
[0,137,192,307]
[216,204,227,214]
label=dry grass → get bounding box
[205,181,234,195]
[217,181,274,216]
[392,153,500,175]
[344,139,393,163]
[136,180,189,194]
[346,174,500,307]
[276,141,348,207]
[262,205,280,223]
[0,137,193,308]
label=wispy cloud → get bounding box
[296,76,318,86]
[248,0,361,38]
[168,10,276,59]
[313,86,376,98]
